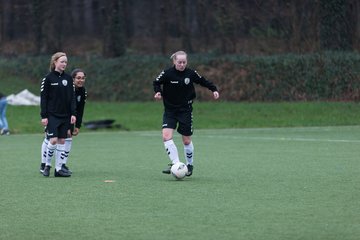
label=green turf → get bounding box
[6,101,360,134]
[1,127,359,240]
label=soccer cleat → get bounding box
[39,163,46,173]
[186,164,193,176]
[42,165,51,177]
[162,164,173,174]
[0,129,10,135]
[61,164,72,174]
[54,169,71,177]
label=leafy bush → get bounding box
[1,52,359,101]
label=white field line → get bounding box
[13,126,360,144]
[199,135,360,143]
[137,132,360,143]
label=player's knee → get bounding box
[182,137,192,145]
[162,129,173,141]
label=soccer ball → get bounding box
[171,162,188,180]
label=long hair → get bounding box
[49,52,67,72]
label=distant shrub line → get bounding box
[1,51,359,101]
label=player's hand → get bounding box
[41,118,48,126]
[71,115,76,124]
[213,91,220,100]
[72,128,79,136]
[154,92,162,100]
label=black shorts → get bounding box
[162,105,193,136]
[46,115,70,139]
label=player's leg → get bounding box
[163,128,179,163]
[43,137,57,177]
[40,136,49,173]
[182,135,194,176]
[61,128,73,173]
[62,137,72,173]
[54,119,71,177]
[54,138,70,177]
[161,110,180,174]
[178,107,194,176]
[162,128,180,174]
[42,117,59,177]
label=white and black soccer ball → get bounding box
[171,162,188,180]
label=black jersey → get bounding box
[75,87,87,128]
[40,70,76,118]
[153,66,218,109]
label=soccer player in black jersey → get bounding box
[153,50,220,176]
[40,68,87,175]
[62,68,87,172]
[40,52,76,177]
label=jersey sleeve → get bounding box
[153,70,165,93]
[40,77,49,118]
[70,83,77,117]
[192,70,218,92]
[75,88,87,128]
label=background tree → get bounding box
[348,0,360,50]
[158,3,168,54]
[319,0,352,50]
[41,0,65,53]
[102,0,126,57]
[31,0,46,54]
[195,0,212,51]
[0,0,14,43]
[213,0,239,53]
[179,0,194,53]
[0,0,359,56]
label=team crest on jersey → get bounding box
[184,78,190,85]
[62,79,68,86]
[77,96,81,102]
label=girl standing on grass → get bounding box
[153,50,220,177]
[40,52,76,177]
[40,68,87,175]
[61,68,87,173]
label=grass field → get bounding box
[6,101,360,134]
[1,126,359,240]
